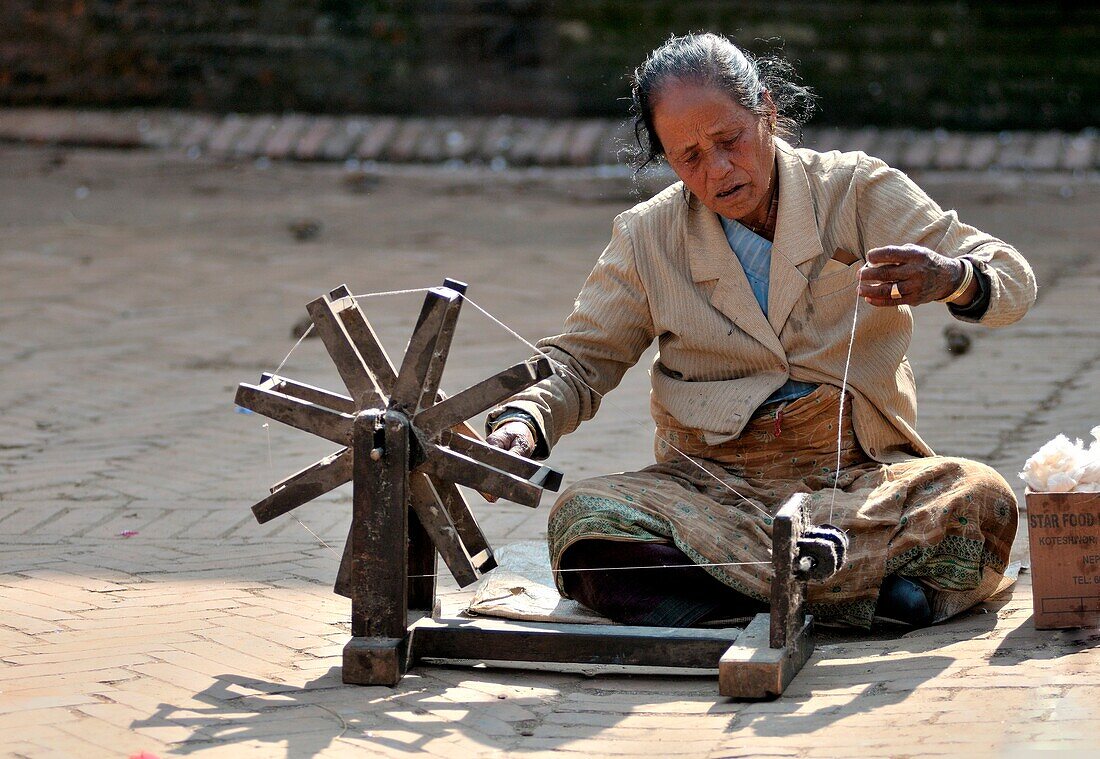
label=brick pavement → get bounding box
[2,108,1099,173]
[1,144,1099,757]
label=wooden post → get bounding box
[343,409,411,685]
[718,494,815,699]
[770,495,806,649]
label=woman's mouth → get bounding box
[715,184,745,199]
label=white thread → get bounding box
[828,288,863,523]
[273,325,313,376]
[294,516,342,559]
[263,420,340,557]
[263,423,273,478]
[407,559,771,579]
[353,287,435,299]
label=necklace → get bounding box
[745,188,779,239]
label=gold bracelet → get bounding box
[937,258,975,304]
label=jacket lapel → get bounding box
[767,140,825,334]
[684,191,784,357]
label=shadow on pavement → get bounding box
[989,616,1100,665]
[718,600,1007,735]
[722,654,955,736]
[129,666,617,755]
[131,670,351,756]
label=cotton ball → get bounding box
[1071,459,1100,487]
[1019,434,1089,491]
[1046,472,1080,493]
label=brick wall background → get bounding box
[2,1,1097,130]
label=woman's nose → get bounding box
[705,147,737,177]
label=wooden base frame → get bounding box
[237,282,825,699]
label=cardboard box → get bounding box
[1025,490,1100,629]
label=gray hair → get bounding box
[629,33,817,171]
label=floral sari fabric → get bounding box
[548,385,1018,627]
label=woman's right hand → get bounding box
[486,421,536,457]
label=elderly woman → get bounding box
[486,33,1035,628]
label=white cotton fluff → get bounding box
[1020,426,1100,492]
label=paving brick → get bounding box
[964,134,1000,170]
[320,118,369,161]
[568,120,606,166]
[0,583,101,614]
[0,505,68,534]
[900,132,938,170]
[231,114,278,157]
[933,133,970,170]
[806,126,846,154]
[0,653,156,681]
[355,116,400,160]
[1061,131,1097,170]
[262,114,310,160]
[508,120,552,165]
[205,115,249,155]
[868,129,911,167]
[995,131,1034,170]
[477,116,519,162]
[1026,131,1065,171]
[294,116,337,161]
[70,702,175,751]
[837,127,879,155]
[536,122,575,166]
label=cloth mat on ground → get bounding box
[463,541,1023,627]
[465,541,612,624]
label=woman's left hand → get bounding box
[859,244,967,308]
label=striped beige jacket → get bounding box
[492,138,1037,463]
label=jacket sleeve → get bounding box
[854,154,1037,327]
[486,214,656,456]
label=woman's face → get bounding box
[651,80,777,224]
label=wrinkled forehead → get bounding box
[652,81,761,149]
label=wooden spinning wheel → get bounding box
[236,280,564,683]
[237,280,844,696]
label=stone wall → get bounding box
[2,1,1097,130]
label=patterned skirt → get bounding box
[547,385,1018,628]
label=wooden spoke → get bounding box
[446,432,562,492]
[235,382,354,445]
[409,474,479,587]
[414,357,554,439]
[407,506,436,611]
[416,282,466,413]
[306,289,380,406]
[328,285,398,396]
[429,475,496,572]
[389,287,463,412]
[259,373,356,414]
[326,285,482,441]
[334,532,353,599]
[416,442,543,509]
[251,448,352,524]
